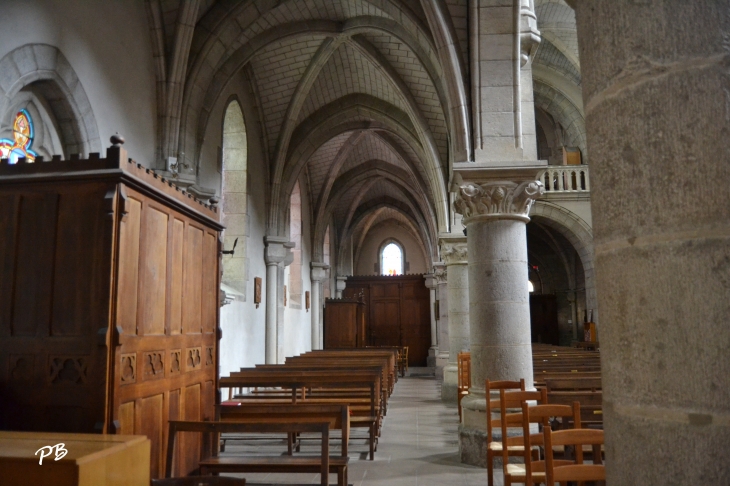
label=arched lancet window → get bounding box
[528,280,535,293]
[323,225,331,298]
[220,100,248,296]
[381,242,404,276]
[0,109,37,163]
[288,181,302,307]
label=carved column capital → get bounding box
[424,273,438,290]
[453,180,544,224]
[433,263,447,284]
[264,236,295,266]
[310,262,329,282]
[439,235,468,266]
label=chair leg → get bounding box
[338,466,347,486]
[369,425,375,460]
[487,449,494,486]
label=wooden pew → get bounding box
[165,420,347,486]
[217,403,349,457]
[547,390,603,429]
[219,370,381,459]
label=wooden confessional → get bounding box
[0,138,223,479]
[331,275,430,366]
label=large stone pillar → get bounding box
[439,234,469,403]
[310,262,329,350]
[264,237,293,364]
[574,2,730,483]
[424,273,438,367]
[454,174,544,466]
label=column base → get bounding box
[458,392,537,467]
[426,346,438,367]
[435,353,449,380]
[441,364,458,403]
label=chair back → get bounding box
[485,379,525,442]
[543,425,605,485]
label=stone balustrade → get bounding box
[539,166,590,193]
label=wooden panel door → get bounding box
[324,301,358,348]
[370,300,400,347]
[0,182,114,433]
[112,186,218,479]
[400,281,430,366]
[529,294,559,345]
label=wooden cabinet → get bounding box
[0,431,150,486]
[0,140,223,478]
[323,299,365,348]
[342,275,430,366]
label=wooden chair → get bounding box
[456,352,471,420]
[543,425,605,486]
[502,401,582,486]
[399,346,409,377]
[151,478,245,485]
[497,389,547,486]
[485,379,525,486]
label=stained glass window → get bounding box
[381,242,403,276]
[0,109,37,164]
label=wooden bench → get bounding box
[219,370,381,459]
[547,390,603,428]
[166,421,347,486]
[217,403,349,457]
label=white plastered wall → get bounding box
[199,70,268,376]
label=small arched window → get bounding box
[0,109,37,164]
[381,242,403,276]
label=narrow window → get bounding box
[381,242,403,276]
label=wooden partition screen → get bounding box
[323,299,365,348]
[342,275,430,366]
[0,140,223,479]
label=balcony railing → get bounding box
[538,166,590,193]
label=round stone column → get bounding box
[310,263,328,350]
[424,273,439,367]
[455,179,543,466]
[574,2,730,483]
[439,235,470,403]
[264,236,293,364]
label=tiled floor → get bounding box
[222,370,493,485]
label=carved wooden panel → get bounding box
[205,346,214,367]
[143,351,165,380]
[120,353,136,384]
[186,347,202,372]
[9,354,34,381]
[48,356,89,385]
[169,349,182,375]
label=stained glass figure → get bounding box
[0,109,37,164]
[381,243,403,276]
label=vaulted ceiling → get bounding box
[147,0,581,266]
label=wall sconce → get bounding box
[254,277,262,308]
